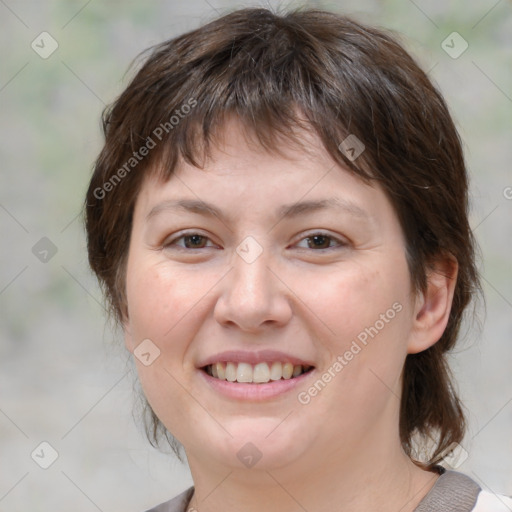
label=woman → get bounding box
[85,7,511,512]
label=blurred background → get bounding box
[0,0,511,510]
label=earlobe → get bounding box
[407,256,458,354]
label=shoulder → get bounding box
[438,470,512,512]
[143,486,194,512]
[415,468,511,512]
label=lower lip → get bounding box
[198,369,315,401]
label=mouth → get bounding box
[201,361,314,384]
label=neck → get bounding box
[185,434,439,512]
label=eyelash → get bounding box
[163,231,348,252]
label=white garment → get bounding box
[473,490,512,511]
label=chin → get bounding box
[188,417,314,472]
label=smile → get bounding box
[202,362,314,383]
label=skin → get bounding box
[124,117,458,512]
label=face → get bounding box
[124,119,421,474]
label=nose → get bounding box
[213,240,293,333]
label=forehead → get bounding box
[143,115,359,192]
[132,118,403,245]
[139,116,360,198]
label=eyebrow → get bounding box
[146,197,369,223]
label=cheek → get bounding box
[124,260,216,443]
[126,261,209,341]
[294,255,414,413]
[303,257,412,352]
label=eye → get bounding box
[162,231,347,251]
[294,232,347,250]
[163,232,217,250]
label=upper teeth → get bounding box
[205,362,311,383]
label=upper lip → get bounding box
[197,350,315,368]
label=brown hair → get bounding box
[85,7,481,468]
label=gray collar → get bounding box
[413,467,481,512]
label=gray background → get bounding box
[0,0,511,510]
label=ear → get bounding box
[407,255,458,354]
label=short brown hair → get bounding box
[85,7,481,468]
